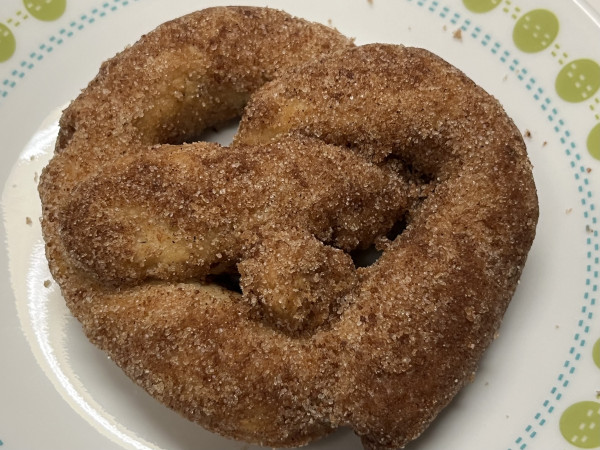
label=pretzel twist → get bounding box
[39,7,538,449]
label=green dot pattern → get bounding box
[560,401,600,448]
[588,124,600,161]
[0,23,16,62]
[556,59,600,103]
[462,0,501,13]
[23,0,66,22]
[513,9,559,53]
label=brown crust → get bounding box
[57,137,407,335]
[38,7,538,450]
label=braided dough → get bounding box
[39,6,538,450]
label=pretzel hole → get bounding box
[350,244,383,268]
[207,270,242,294]
[350,217,407,268]
[180,117,240,147]
[386,217,409,241]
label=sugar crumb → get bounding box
[453,29,462,40]
[26,217,32,225]
[43,280,51,288]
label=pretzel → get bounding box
[38,7,538,450]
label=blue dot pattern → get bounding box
[0,0,137,101]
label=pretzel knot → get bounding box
[39,7,538,450]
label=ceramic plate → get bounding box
[1,0,599,449]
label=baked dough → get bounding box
[39,8,538,450]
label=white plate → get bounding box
[1,1,599,449]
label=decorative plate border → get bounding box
[0,0,138,102]
[407,1,599,449]
[0,0,598,448]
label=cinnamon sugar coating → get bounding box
[58,138,406,333]
[38,7,538,450]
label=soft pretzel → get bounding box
[38,7,538,450]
